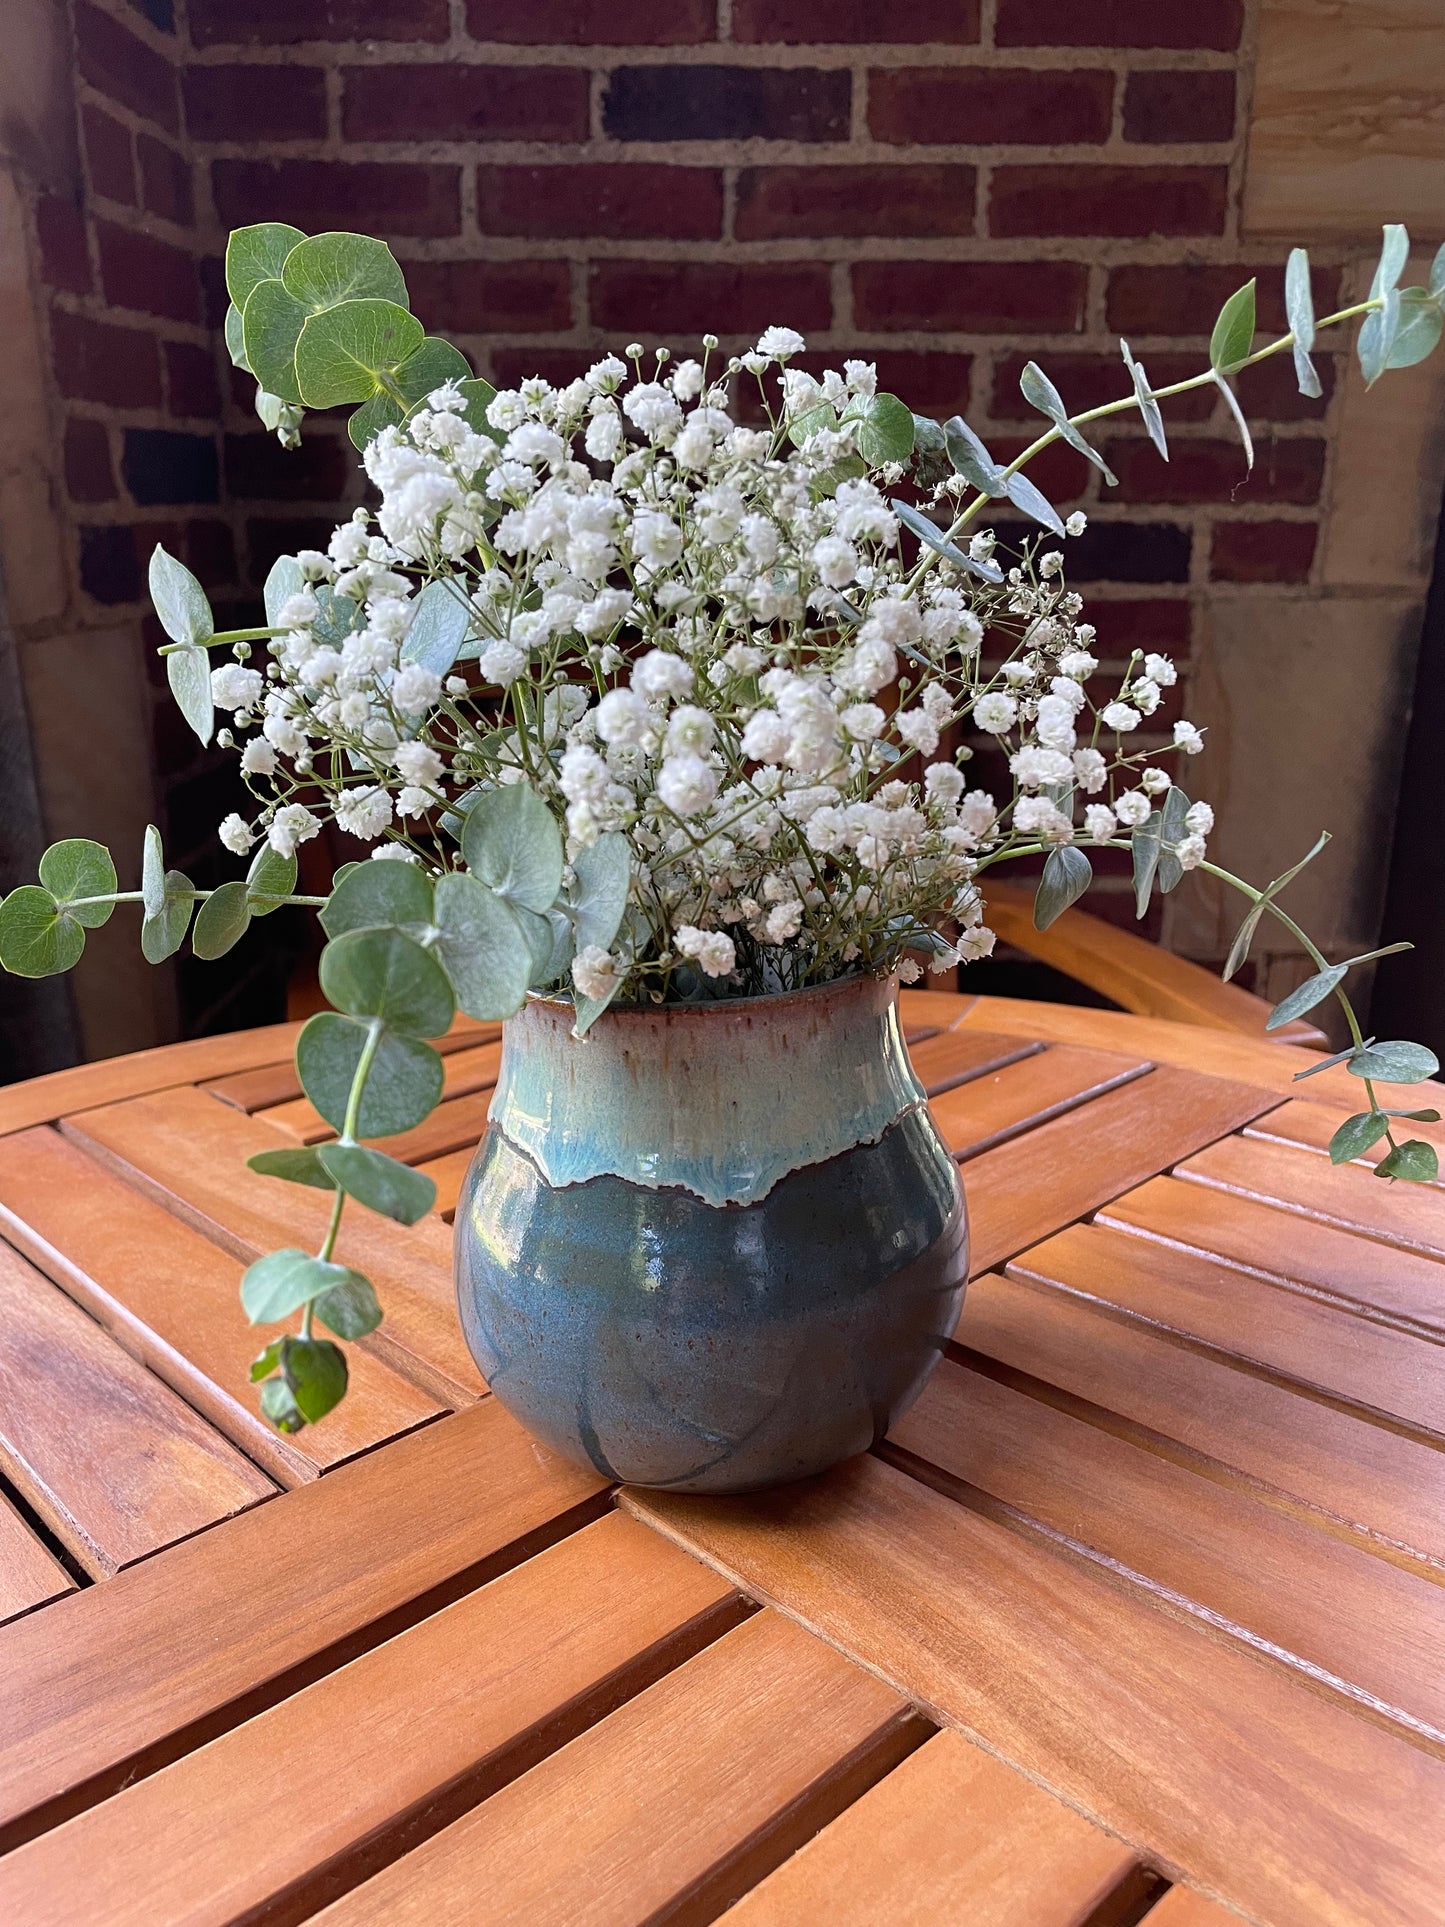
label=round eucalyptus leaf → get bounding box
[433,871,532,1019]
[166,644,214,748]
[263,553,305,625]
[1388,291,1444,371]
[149,544,214,649]
[311,584,365,647]
[141,825,165,921]
[457,377,505,443]
[570,833,631,955]
[849,392,915,466]
[192,879,252,960]
[1327,1111,1389,1164]
[246,1145,337,1191]
[296,1011,444,1139]
[319,927,455,1038]
[260,1376,304,1432]
[246,844,297,917]
[242,277,308,405]
[514,903,557,986]
[224,304,250,373]
[399,579,471,677]
[462,784,563,914]
[347,337,473,450]
[39,840,117,928]
[1376,1137,1441,1182]
[1349,1039,1440,1085]
[294,299,425,410]
[281,230,409,314]
[316,1142,436,1225]
[240,1246,361,1324]
[312,1273,384,1339]
[283,1336,349,1425]
[0,887,85,978]
[141,870,194,965]
[225,221,306,311]
[320,859,433,939]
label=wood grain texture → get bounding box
[930,1044,1149,1161]
[898,989,973,1035]
[0,1398,607,1849]
[1181,1131,1445,1258]
[961,1065,1278,1277]
[204,1018,500,1116]
[260,1039,503,1145]
[0,1514,745,1927]
[960,1272,1445,1571]
[717,1727,1143,1927]
[0,1127,442,1483]
[889,1359,1445,1745]
[0,1492,72,1627]
[626,1457,1445,1927]
[1009,1220,1445,1439]
[904,1028,1040,1096]
[1145,1888,1255,1926]
[63,1087,483,1404]
[1250,1097,1445,1176]
[312,1608,926,1927]
[0,1239,273,1579]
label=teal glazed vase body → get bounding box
[454,971,968,1493]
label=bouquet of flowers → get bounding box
[3,219,1440,1433]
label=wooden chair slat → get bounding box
[260,1039,504,1145]
[961,1065,1279,1278]
[63,1088,483,1405]
[1248,1097,1445,1178]
[626,1457,1445,1927]
[890,1358,1445,1745]
[0,1399,606,1848]
[1180,1132,1445,1258]
[931,1043,1150,1161]
[0,1241,273,1579]
[0,1513,743,1927]
[716,1727,1144,1926]
[960,1272,1445,1571]
[0,1128,442,1483]
[203,1018,501,1116]
[0,1494,73,1628]
[1101,1177,1445,1336]
[902,1029,1041,1097]
[309,1609,926,1927]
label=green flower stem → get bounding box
[60,890,329,911]
[157,627,287,654]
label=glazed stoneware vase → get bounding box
[454,971,967,1493]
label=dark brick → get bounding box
[184,63,327,142]
[64,418,115,504]
[123,429,221,506]
[853,260,1086,334]
[989,438,1091,504]
[996,0,1242,49]
[408,259,573,334]
[590,260,830,335]
[246,517,339,587]
[740,348,971,423]
[1210,518,1317,582]
[1106,262,1341,337]
[164,339,222,417]
[140,516,237,589]
[50,311,162,408]
[604,66,849,142]
[224,431,351,501]
[736,165,975,240]
[344,64,587,141]
[991,350,1215,423]
[488,349,598,390]
[75,1,178,132]
[734,0,978,41]
[1234,350,1334,422]
[1058,519,1192,582]
[130,0,175,27]
[83,105,137,205]
[1085,597,1192,653]
[199,254,230,329]
[35,197,90,295]
[1103,434,1324,505]
[1124,70,1236,144]
[138,134,193,225]
[466,0,715,41]
[477,165,723,240]
[80,525,141,604]
[191,0,448,44]
[870,67,1113,145]
[97,221,200,323]
[990,165,1228,238]
[214,160,462,237]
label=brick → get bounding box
[130,0,175,27]
[164,339,222,417]
[734,0,978,41]
[75,1,178,133]
[1103,435,1324,505]
[870,67,1113,145]
[407,259,573,334]
[740,349,971,423]
[138,133,194,225]
[123,429,221,506]
[83,105,137,205]
[604,66,850,142]
[853,260,1086,334]
[191,0,448,45]
[1085,597,1192,653]
[466,0,715,41]
[736,165,974,240]
[224,431,351,501]
[64,419,116,504]
[142,516,237,589]
[214,160,462,237]
[990,165,1228,238]
[488,349,599,391]
[1210,518,1317,582]
[97,221,200,324]
[183,63,327,142]
[1123,70,1235,144]
[344,64,588,142]
[1106,262,1341,336]
[990,438,1091,505]
[590,260,830,335]
[1234,349,1334,422]
[996,0,1242,49]
[35,196,90,295]
[199,255,230,329]
[79,525,141,604]
[247,517,342,585]
[1057,519,1192,582]
[991,351,1214,423]
[477,165,722,240]
[50,311,162,408]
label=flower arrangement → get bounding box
[3,219,1441,1434]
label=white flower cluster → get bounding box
[211,332,1213,1005]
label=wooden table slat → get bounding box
[1181,1130,1445,1258]
[0,1493,73,1628]
[900,1028,1041,1097]
[259,1037,504,1146]
[931,1042,1150,1161]
[1248,1096,1445,1178]
[203,1017,501,1116]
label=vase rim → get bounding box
[522,965,897,1025]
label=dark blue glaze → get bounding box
[455,1104,967,1492]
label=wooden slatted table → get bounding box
[1,990,1442,1926]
